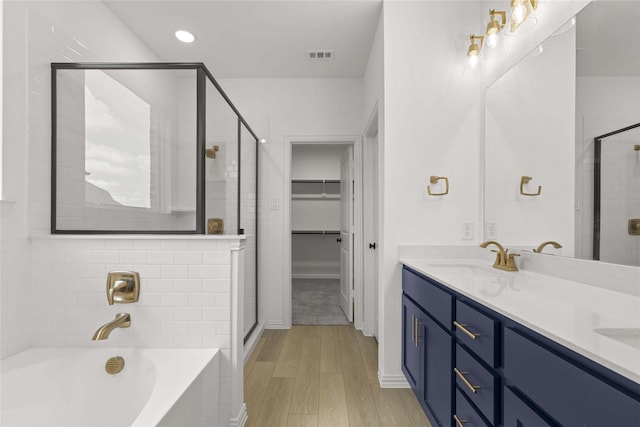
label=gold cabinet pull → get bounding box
[415,316,420,347]
[454,321,479,340]
[453,414,467,427]
[454,368,480,394]
[520,175,541,196]
[427,176,449,196]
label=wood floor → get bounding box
[244,325,431,427]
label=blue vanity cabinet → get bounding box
[401,264,640,427]
[504,327,640,426]
[402,267,454,427]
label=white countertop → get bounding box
[401,258,640,384]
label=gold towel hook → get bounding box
[520,176,541,196]
[427,176,449,196]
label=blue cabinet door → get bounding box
[402,295,423,397]
[503,386,553,427]
[504,327,640,426]
[423,313,454,427]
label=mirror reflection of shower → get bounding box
[594,123,640,266]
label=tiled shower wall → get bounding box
[29,236,242,425]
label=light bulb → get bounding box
[487,33,499,48]
[468,54,479,69]
[511,5,526,25]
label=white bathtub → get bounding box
[1,347,219,427]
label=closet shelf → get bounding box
[291,179,340,198]
[292,230,340,235]
[292,194,340,200]
[291,179,340,184]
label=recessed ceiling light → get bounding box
[175,30,195,43]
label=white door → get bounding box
[339,147,354,322]
[372,134,379,337]
[363,133,379,337]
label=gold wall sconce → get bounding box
[206,145,220,159]
[634,144,639,151]
[629,219,640,236]
[428,176,449,196]
[508,0,538,34]
[520,175,541,196]
[486,10,506,48]
[467,35,484,69]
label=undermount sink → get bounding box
[594,328,640,350]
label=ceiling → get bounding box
[104,0,382,78]
[576,0,640,76]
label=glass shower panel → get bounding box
[240,122,258,338]
[599,127,640,266]
[205,80,238,234]
[55,68,198,231]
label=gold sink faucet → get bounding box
[92,313,131,341]
[479,240,519,272]
[534,241,562,253]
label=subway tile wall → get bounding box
[30,237,234,348]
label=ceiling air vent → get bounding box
[308,50,334,60]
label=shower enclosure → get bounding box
[594,122,640,266]
[51,63,258,341]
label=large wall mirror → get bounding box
[484,0,640,267]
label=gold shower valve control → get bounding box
[629,219,640,236]
[106,271,140,305]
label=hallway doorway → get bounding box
[284,136,363,327]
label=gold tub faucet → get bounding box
[479,240,519,272]
[92,313,131,341]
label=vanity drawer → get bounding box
[455,300,499,367]
[454,389,490,427]
[503,386,553,427]
[504,327,640,427]
[402,267,452,328]
[455,345,499,426]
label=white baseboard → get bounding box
[264,321,291,329]
[244,323,265,365]
[378,372,410,388]
[230,403,248,427]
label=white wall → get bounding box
[218,78,363,328]
[1,0,191,356]
[485,26,576,253]
[575,76,640,261]
[377,1,485,385]
[2,3,249,424]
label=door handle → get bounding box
[337,238,342,243]
[369,242,376,249]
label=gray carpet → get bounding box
[293,279,350,325]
